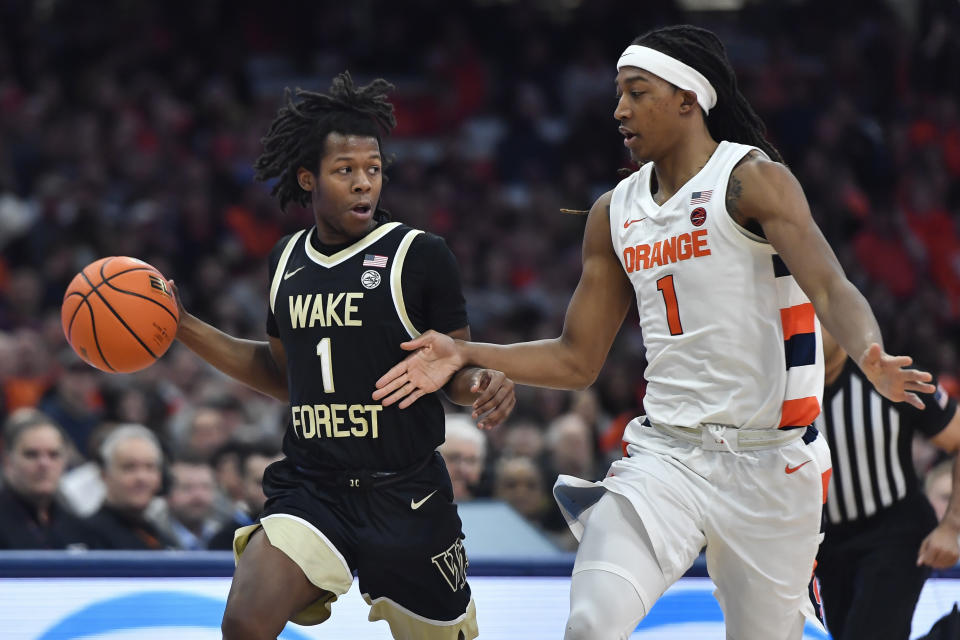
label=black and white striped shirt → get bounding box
[815,360,957,527]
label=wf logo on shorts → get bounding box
[432,538,468,592]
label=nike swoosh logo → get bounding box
[624,217,647,228]
[785,460,812,474]
[284,266,306,280]
[411,490,437,510]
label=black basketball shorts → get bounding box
[241,452,475,636]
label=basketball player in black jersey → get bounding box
[172,73,515,640]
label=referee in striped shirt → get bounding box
[815,329,960,640]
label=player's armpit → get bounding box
[264,336,289,399]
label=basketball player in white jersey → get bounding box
[373,25,935,639]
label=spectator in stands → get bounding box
[37,351,102,456]
[926,459,955,521]
[181,402,232,461]
[208,443,282,550]
[162,456,222,550]
[101,382,170,437]
[544,413,597,481]
[438,413,487,501]
[58,424,126,517]
[86,424,175,550]
[501,419,545,459]
[536,413,599,546]
[493,455,548,527]
[1,329,52,416]
[0,409,101,549]
[211,440,247,507]
[850,203,920,300]
[0,331,17,417]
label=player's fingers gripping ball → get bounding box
[61,256,179,373]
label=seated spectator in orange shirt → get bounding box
[0,409,101,549]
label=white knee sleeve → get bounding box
[564,569,647,640]
[564,493,665,640]
[572,491,666,609]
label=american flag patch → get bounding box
[363,254,388,268]
[690,190,713,204]
[934,383,949,410]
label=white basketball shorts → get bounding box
[554,419,832,639]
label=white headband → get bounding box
[617,45,717,115]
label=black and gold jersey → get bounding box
[266,221,467,472]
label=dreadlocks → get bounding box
[634,25,783,163]
[254,72,397,213]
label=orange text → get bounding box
[623,229,711,273]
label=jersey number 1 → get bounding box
[316,337,335,393]
[656,275,683,336]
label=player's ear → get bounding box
[297,167,316,192]
[678,89,698,115]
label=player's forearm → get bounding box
[812,279,883,366]
[177,313,288,402]
[457,338,596,390]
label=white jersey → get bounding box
[609,141,823,430]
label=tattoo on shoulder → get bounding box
[725,151,762,227]
[726,173,744,220]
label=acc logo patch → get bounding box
[690,207,707,227]
[361,270,381,290]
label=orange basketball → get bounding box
[61,257,179,373]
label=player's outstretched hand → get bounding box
[374,330,464,409]
[859,343,935,410]
[917,522,960,569]
[469,369,516,430]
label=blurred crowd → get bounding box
[1,0,959,551]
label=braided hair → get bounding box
[634,25,783,163]
[254,72,397,215]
